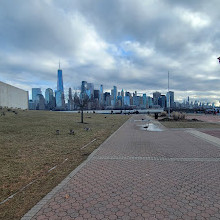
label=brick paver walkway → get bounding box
[200,129,220,139]
[23,115,220,220]
[187,114,220,123]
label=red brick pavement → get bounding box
[187,114,220,123]
[200,130,220,139]
[25,115,220,220]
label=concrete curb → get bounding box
[21,116,131,220]
[185,129,220,148]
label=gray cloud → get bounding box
[0,0,220,104]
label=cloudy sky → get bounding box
[0,0,220,104]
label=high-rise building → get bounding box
[143,94,147,108]
[99,85,104,106]
[87,83,94,99]
[81,81,87,98]
[166,91,174,108]
[56,63,65,109]
[94,90,99,99]
[133,96,140,107]
[68,88,74,110]
[113,86,117,106]
[147,96,153,108]
[32,88,42,102]
[45,88,55,110]
[153,91,161,105]
[55,90,65,109]
[104,92,111,106]
[158,95,166,108]
[36,94,45,110]
[45,88,53,104]
[121,89,124,107]
[124,95,130,106]
[57,63,64,93]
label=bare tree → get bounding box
[74,94,89,123]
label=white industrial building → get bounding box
[0,81,28,109]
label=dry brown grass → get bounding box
[0,109,130,219]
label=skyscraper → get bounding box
[81,81,87,98]
[167,91,174,108]
[153,91,161,106]
[143,94,147,108]
[87,83,94,99]
[121,89,124,107]
[32,88,42,102]
[56,63,65,109]
[113,86,117,106]
[57,63,64,93]
[45,88,53,104]
[133,96,140,107]
[45,88,55,110]
[55,90,65,109]
[124,95,130,106]
[99,85,103,106]
[68,88,74,110]
[158,95,166,108]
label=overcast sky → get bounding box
[0,0,220,104]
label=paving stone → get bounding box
[22,115,220,219]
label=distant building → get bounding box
[153,91,161,105]
[56,64,65,109]
[146,96,153,108]
[158,95,166,108]
[28,100,36,110]
[55,90,65,109]
[81,81,87,98]
[32,88,42,103]
[143,94,147,108]
[99,85,104,106]
[45,88,55,110]
[87,83,94,99]
[57,64,64,93]
[68,88,74,111]
[117,96,122,107]
[167,91,174,108]
[133,96,140,107]
[104,92,111,106]
[112,86,117,106]
[94,90,99,99]
[121,89,124,106]
[124,95,130,106]
[36,94,45,110]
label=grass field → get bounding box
[0,109,130,220]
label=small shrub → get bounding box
[180,113,186,120]
[160,111,167,117]
[171,112,180,121]
[171,111,185,121]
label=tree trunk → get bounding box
[81,108,83,123]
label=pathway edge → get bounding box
[21,116,131,220]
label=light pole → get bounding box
[168,71,170,118]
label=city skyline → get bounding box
[29,64,216,111]
[27,66,215,107]
[0,1,220,105]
